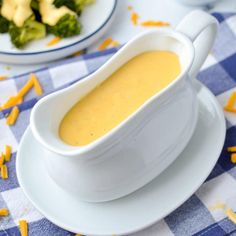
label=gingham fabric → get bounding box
[1,12,236,236]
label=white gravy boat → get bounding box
[30,10,218,202]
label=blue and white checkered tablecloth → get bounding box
[1,12,236,236]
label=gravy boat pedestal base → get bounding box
[16,80,226,235]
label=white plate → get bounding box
[176,0,219,6]
[0,0,117,64]
[16,80,226,235]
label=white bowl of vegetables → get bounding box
[0,0,117,64]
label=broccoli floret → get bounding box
[74,0,94,14]
[53,0,94,16]
[9,16,46,48]
[0,15,10,33]
[47,14,81,38]
[53,0,76,11]
[31,0,39,10]
[31,0,42,22]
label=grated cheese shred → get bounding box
[140,20,170,27]
[224,92,236,113]
[231,153,236,163]
[98,37,113,50]
[6,106,20,126]
[1,74,43,113]
[4,145,11,162]
[1,164,8,179]
[19,220,28,236]
[0,208,9,216]
[30,73,43,95]
[0,154,4,166]
[227,146,236,152]
[131,12,139,25]
[0,76,8,81]
[47,37,61,46]
[226,208,236,224]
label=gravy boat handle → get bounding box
[176,10,218,78]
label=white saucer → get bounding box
[0,0,117,64]
[16,80,226,236]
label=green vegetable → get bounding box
[31,0,42,22]
[47,14,81,38]
[31,0,39,10]
[0,16,10,33]
[9,16,46,48]
[53,0,94,15]
[75,0,94,11]
[53,0,76,12]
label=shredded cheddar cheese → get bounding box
[6,106,20,126]
[1,78,34,110]
[75,234,82,236]
[0,154,4,166]
[4,145,11,162]
[224,92,236,113]
[224,106,236,113]
[131,12,139,25]
[30,73,43,95]
[140,20,170,27]
[0,76,8,81]
[0,208,9,216]
[227,146,236,152]
[98,37,113,51]
[19,220,28,236]
[47,37,61,47]
[1,165,8,179]
[98,37,120,50]
[1,96,22,111]
[18,78,34,98]
[226,92,236,107]
[226,208,236,224]
[129,8,169,28]
[211,203,236,225]
[17,97,23,104]
[231,153,236,163]
[1,74,43,111]
[1,96,22,110]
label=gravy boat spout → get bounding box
[30,10,217,202]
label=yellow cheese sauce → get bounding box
[1,0,33,27]
[1,0,16,21]
[59,51,181,146]
[39,0,75,26]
